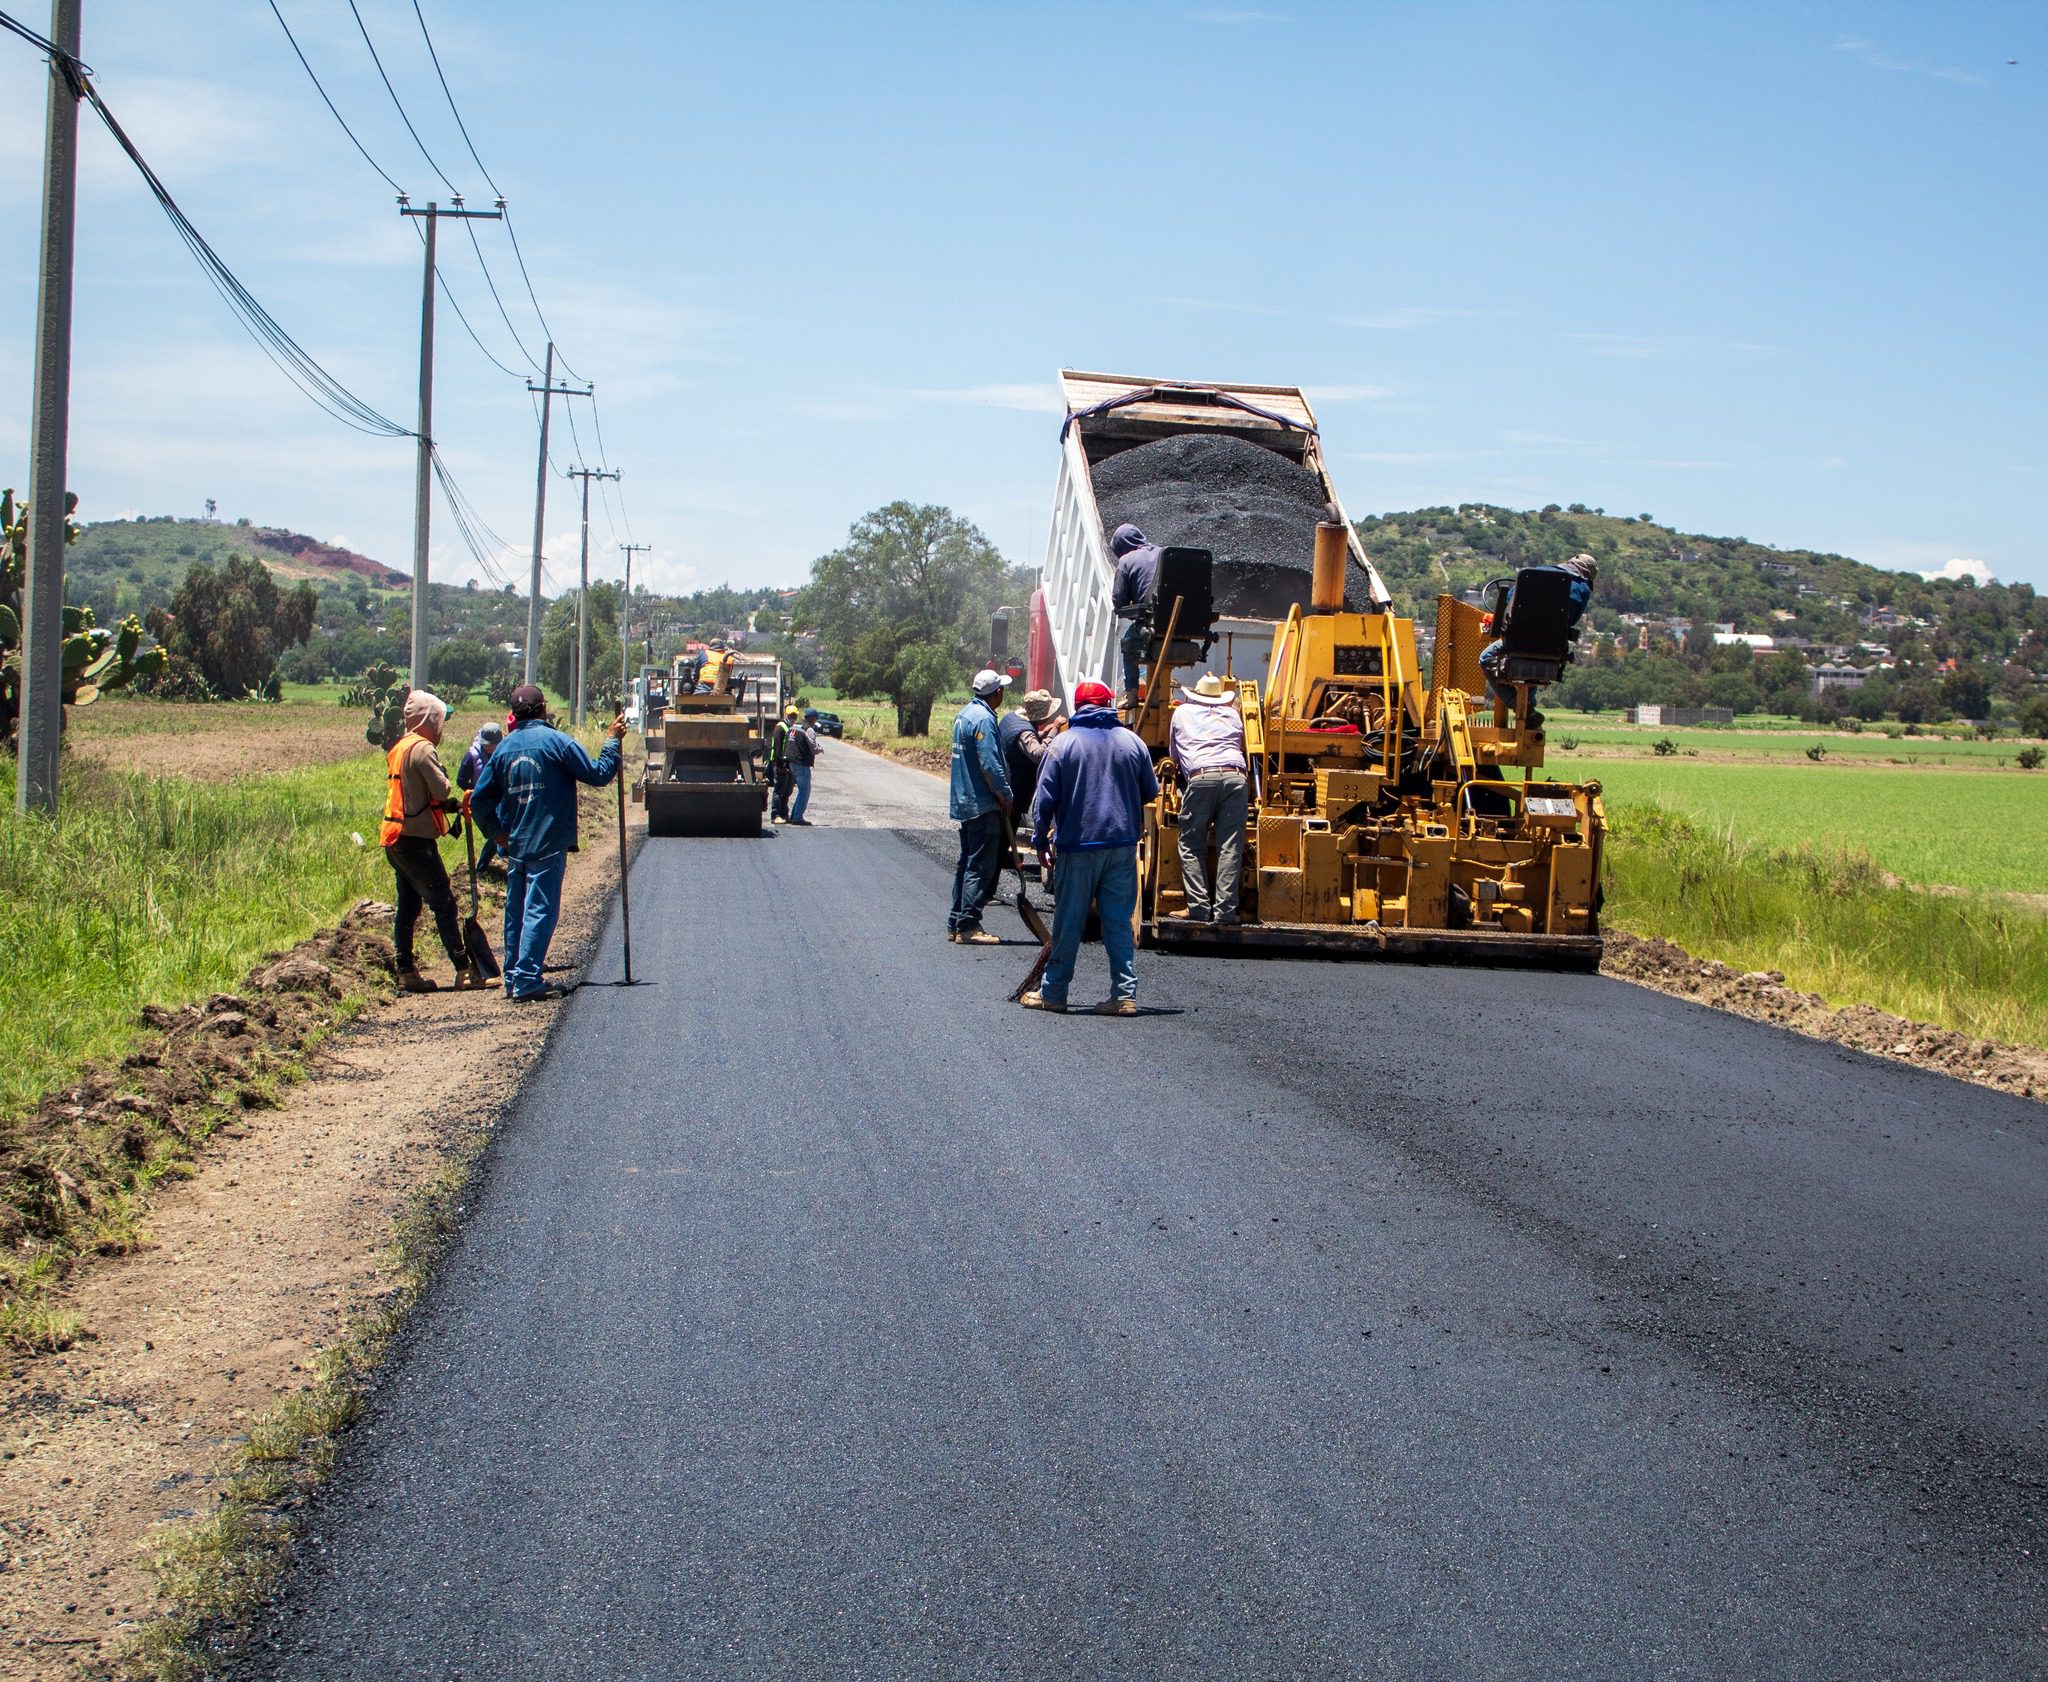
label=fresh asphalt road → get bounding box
[243,744,2048,1680]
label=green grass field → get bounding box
[1549,757,2048,894]
[0,755,394,1125]
[1548,718,2024,767]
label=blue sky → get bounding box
[0,1,2041,598]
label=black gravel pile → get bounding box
[1090,433,1375,617]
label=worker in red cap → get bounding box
[1022,679,1158,1015]
[469,684,626,1003]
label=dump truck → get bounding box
[642,649,769,838]
[1024,370,1604,969]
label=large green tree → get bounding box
[539,580,623,709]
[796,501,1021,735]
[145,553,316,698]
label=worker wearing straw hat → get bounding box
[1168,672,1248,925]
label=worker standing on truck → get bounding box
[1168,673,1249,924]
[784,707,821,826]
[947,669,1015,944]
[998,689,1058,831]
[767,704,795,824]
[380,690,476,994]
[1023,679,1159,1015]
[1109,523,1162,707]
[470,684,626,1004]
[1478,553,1597,719]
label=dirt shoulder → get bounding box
[1601,929,2046,1101]
[0,799,639,1679]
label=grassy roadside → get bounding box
[1602,804,2048,1051]
[0,754,391,1123]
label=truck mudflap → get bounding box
[1143,917,1602,972]
[644,779,768,838]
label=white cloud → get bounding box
[1920,557,1996,584]
[1834,35,1985,85]
[905,383,1064,414]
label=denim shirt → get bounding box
[948,698,1013,822]
[470,722,621,861]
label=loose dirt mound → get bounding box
[0,906,399,1266]
[1602,930,2046,1100]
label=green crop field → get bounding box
[1548,718,2021,767]
[1550,756,2048,894]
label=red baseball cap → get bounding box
[1074,680,1114,708]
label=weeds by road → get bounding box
[1604,805,2048,1051]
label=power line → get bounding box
[412,0,502,199]
[412,219,522,378]
[265,0,404,196]
[462,216,545,374]
[430,447,513,587]
[76,74,410,438]
[500,207,578,378]
[346,0,460,197]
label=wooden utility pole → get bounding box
[16,0,81,816]
[523,344,588,685]
[619,541,651,699]
[398,198,500,690]
[565,466,618,725]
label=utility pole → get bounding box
[16,0,81,816]
[619,542,651,700]
[565,466,618,725]
[523,343,588,685]
[398,197,500,690]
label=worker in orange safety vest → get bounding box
[381,689,477,993]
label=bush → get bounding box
[1652,736,1677,757]
[2019,747,2045,771]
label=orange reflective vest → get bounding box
[380,732,447,847]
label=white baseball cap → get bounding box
[971,668,1009,696]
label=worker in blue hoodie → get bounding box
[947,668,1014,944]
[1109,523,1163,706]
[1024,680,1159,1016]
[470,684,625,1003]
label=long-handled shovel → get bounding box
[460,817,501,983]
[1004,811,1050,945]
[1010,836,1055,1003]
[615,756,635,986]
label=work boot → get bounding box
[957,927,1000,946]
[1018,991,1067,1013]
[452,966,487,991]
[1092,998,1139,1017]
[396,967,437,994]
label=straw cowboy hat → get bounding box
[1178,672,1234,705]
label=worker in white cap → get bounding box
[1169,671,1249,924]
[945,668,1015,944]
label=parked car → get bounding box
[810,710,844,738]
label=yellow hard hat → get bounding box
[785,704,800,718]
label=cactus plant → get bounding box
[1,489,166,743]
[342,662,410,749]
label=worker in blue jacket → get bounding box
[947,669,1015,945]
[1024,680,1159,1016]
[470,684,625,1003]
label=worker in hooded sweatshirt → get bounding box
[1024,680,1159,1016]
[380,689,475,994]
[470,684,625,1004]
[1108,523,1163,707]
[946,668,1015,944]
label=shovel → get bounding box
[460,816,501,982]
[1004,810,1051,945]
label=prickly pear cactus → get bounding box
[342,663,410,750]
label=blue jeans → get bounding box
[502,850,568,998]
[789,764,813,822]
[1041,845,1138,1006]
[1119,618,1148,697]
[949,809,1007,932]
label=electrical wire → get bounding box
[0,7,88,72]
[561,397,589,470]
[346,0,461,197]
[462,217,546,375]
[429,448,514,587]
[412,0,502,199]
[409,219,523,379]
[265,0,404,196]
[500,206,579,378]
[78,77,412,438]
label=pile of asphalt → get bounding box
[1090,433,1375,617]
